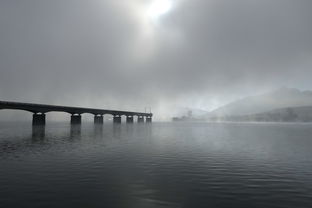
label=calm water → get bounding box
[0,122,312,208]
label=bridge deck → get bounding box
[0,101,152,117]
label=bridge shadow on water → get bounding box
[0,122,153,158]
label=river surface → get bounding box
[0,122,312,208]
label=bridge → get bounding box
[0,101,153,125]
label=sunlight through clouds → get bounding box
[123,0,183,63]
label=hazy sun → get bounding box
[147,0,172,20]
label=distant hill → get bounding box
[206,88,312,118]
[207,106,312,122]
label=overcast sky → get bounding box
[1,0,312,120]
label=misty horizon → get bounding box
[1,0,312,121]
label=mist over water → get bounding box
[1,122,312,208]
[1,0,312,207]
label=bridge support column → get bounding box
[138,116,144,123]
[32,113,46,126]
[113,115,121,124]
[94,115,104,124]
[71,114,82,125]
[146,117,152,123]
[126,116,134,123]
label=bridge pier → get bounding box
[138,116,144,123]
[32,113,46,126]
[94,115,104,124]
[146,117,152,123]
[126,116,134,123]
[71,114,82,125]
[113,115,122,124]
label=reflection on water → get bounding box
[94,124,103,136]
[70,124,81,139]
[0,122,312,208]
[32,125,45,141]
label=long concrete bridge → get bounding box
[0,101,152,125]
